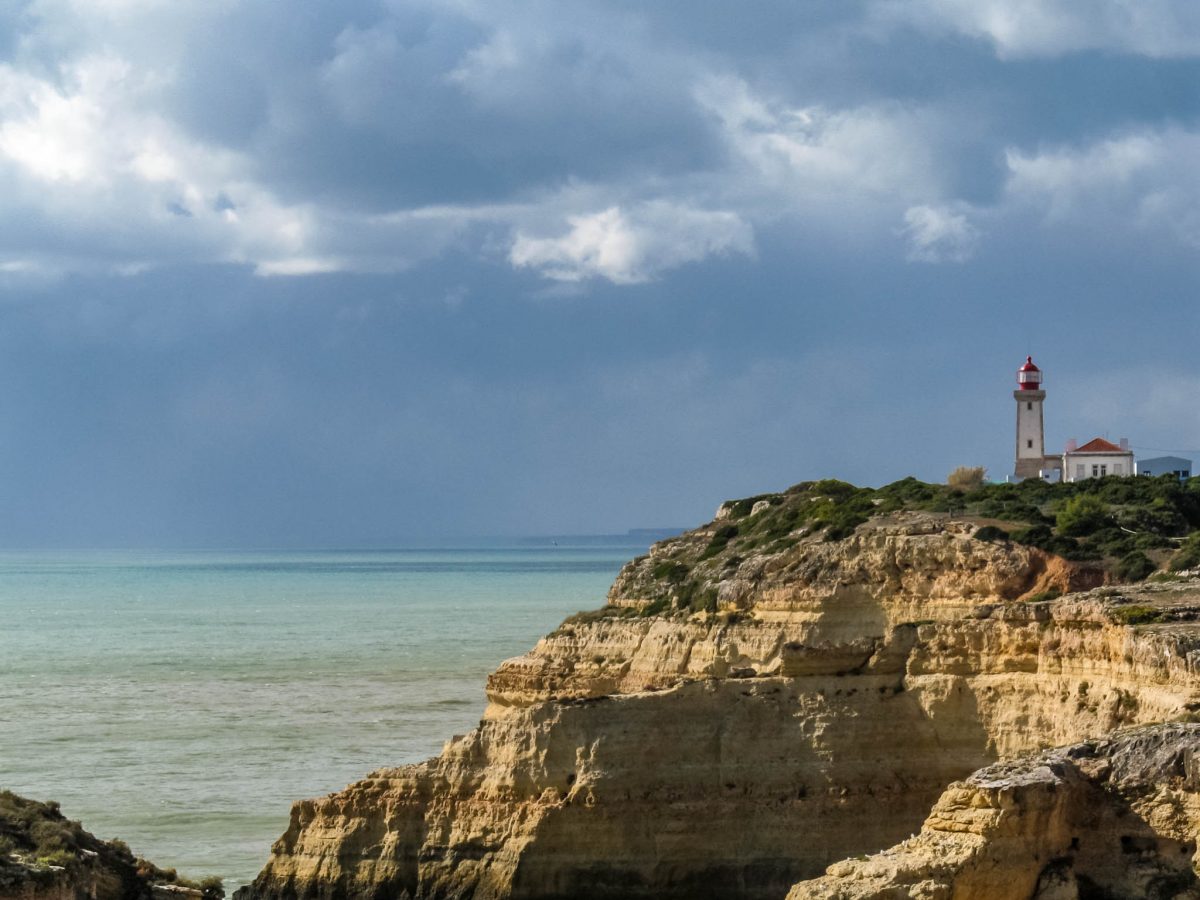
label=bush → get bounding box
[700,525,738,559]
[724,494,780,518]
[1114,550,1156,582]
[638,596,670,617]
[1026,589,1062,602]
[650,560,689,583]
[1057,495,1110,537]
[199,877,225,900]
[36,849,76,868]
[686,586,718,614]
[1170,534,1200,571]
[1010,523,1053,546]
[1012,525,1087,558]
[947,466,987,491]
[1111,605,1167,625]
[557,606,633,629]
[973,525,1009,543]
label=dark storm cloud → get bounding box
[2,1,1200,544]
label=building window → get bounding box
[1076,465,1084,479]
[1092,464,1108,478]
[1027,402,1032,410]
[1027,439,1033,449]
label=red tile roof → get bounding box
[1071,437,1127,454]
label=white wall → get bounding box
[1015,392,1044,461]
[1063,452,1135,481]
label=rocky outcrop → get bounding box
[1,793,148,900]
[238,503,1200,900]
[788,722,1200,900]
[0,792,214,900]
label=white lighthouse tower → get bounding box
[1014,356,1047,480]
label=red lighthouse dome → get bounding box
[1017,356,1042,390]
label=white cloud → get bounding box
[5,0,1200,289]
[1004,128,1200,246]
[509,203,753,284]
[873,0,1200,58]
[694,75,947,208]
[900,204,979,262]
[0,52,493,277]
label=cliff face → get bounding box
[788,723,1200,900]
[239,505,1200,900]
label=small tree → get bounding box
[1115,550,1156,582]
[947,466,987,492]
[1056,495,1109,536]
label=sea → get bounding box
[0,543,645,888]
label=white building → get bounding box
[1009,356,1136,483]
[1062,438,1134,482]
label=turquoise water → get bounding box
[0,547,634,887]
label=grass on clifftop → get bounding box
[604,475,1200,619]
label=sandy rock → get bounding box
[789,723,1200,900]
[237,513,1200,900]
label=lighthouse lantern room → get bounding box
[1017,356,1042,390]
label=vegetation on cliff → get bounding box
[0,791,222,900]
[596,475,1200,618]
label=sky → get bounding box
[1,0,1199,546]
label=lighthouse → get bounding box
[1014,356,1047,480]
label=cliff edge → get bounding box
[237,476,1200,900]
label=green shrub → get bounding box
[700,525,738,560]
[1026,589,1062,603]
[35,849,75,868]
[1011,524,1053,546]
[638,597,670,617]
[973,525,1009,543]
[1056,495,1110,537]
[1111,605,1167,625]
[687,587,718,614]
[1114,550,1156,582]
[1170,534,1200,571]
[724,494,780,518]
[1149,572,1190,583]
[651,560,689,583]
[199,876,225,900]
[557,606,633,629]
[1134,532,1173,550]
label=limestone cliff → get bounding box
[238,477,1200,900]
[788,723,1200,899]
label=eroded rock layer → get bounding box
[239,512,1200,900]
[788,722,1200,900]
